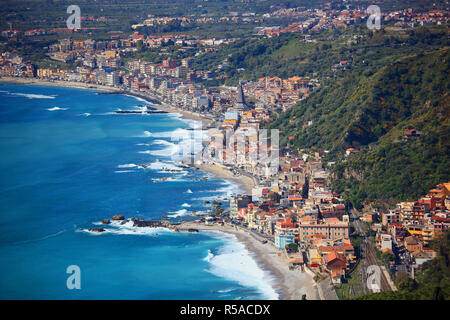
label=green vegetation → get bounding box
[213,203,224,217]
[356,231,450,300]
[335,263,365,300]
[264,26,449,206]
[271,27,449,150]
[332,47,449,207]
[0,0,338,31]
[286,243,299,252]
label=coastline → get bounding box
[0,77,215,127]
[180,221,320,300]
[194,163,255,195]
[1,77,253,195]
[0,76,123,92]
[1,77,279,298]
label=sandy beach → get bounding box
[148,100,215,127]
[194,163,255,195]
[0,76,123,92]
[179,221,320,300]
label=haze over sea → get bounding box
[0,83,278,299]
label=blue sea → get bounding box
[0,83,278,300]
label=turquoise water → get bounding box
[0,83,278,300]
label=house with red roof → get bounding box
[322,251,347,284]
[404,129,423,139]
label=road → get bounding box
[350,208,366,236]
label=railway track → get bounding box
[364,240,392,292]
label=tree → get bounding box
[136,40,144,53]
[214,204,224,217]
[286,243,299,252]
[395,272,418,291]
[381,251,395,263]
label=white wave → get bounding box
[147,160,183,172]
[136,143,151,146]
[185,189,193,194]
[163,175,188,182]
[204,231,279,300]
[217,288,236,294]
[81,113,91,117]
[168,112,203,129]
[192,210,210,216]
[145,139,180,158]
[117,163,138,169]
[167,209,189,218]
[203,249,214,262]
[184,118,204,129]
[192,180,243,201]
[126,95,150,104]
[152,139,175,146]
[138,126,208,162]
[139,149,173,158]
[114,170,135,173]
[167,112,183,120]
[47,107,68,111]
[216,181,244,197]
[10,92,56,99]
[150,128,188,139]
[82,220,170,236]
[181,203,191,208]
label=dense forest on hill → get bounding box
[269,26,449,151]
[356,231,450,300]
[331,48,450,207]
[262,26,449,207]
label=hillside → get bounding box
[265,27,449,206]
[331,48,449,207]
[270,28,449,151]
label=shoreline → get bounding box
[180,221,320,300]
[0,77,215,127]
[1,77,319,300]
[0,77,252,196]
[194,163,255,195]
[0,76,123,92]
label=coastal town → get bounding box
[0,2,449,301]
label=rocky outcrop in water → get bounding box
[112,214,125,220]
[132,219,164,228]
[88,228,105,233]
